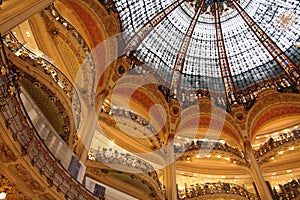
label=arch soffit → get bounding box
[55,0,120,81]
[105,75,170,136]
[56,0,119,47]
[246,90,300,141]
[55,0,122,109]
[180,101,243,147]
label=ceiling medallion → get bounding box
[274,9,297,31]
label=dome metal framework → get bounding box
[113,0,300,108]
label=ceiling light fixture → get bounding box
[0,192,6,200]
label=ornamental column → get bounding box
[163,142,177,200]
[244,141,273,200]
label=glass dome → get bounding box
[113,0,300,105]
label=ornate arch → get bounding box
[247,89,300,141]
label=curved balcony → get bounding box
[0,71,97,199]
[3,33,81,129]
[275,179,300,200]
[99,106,162,152]
[45,4,96,105]
[254,129,300,163]
[101,106,158,137]
[47,4,91,55]
[87,148,164,199]
[88,148,161,185]
[2,33,83,149]
[178,182,259,200]
[175,140,248,166]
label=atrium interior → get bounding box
[0,0,300,199]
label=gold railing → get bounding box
[178,182,259,200]
[175,140,248,166]
[46,4,96,107]
[100,105,163,149]
[254,129,300,163]
[2,33,82,129]
[101,105,159,139]
[88,148,163,191]
[0,45,98,199]
[274,179,300,200]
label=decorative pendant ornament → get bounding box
[274,9,297,31]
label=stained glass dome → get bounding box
[113,0,300,106]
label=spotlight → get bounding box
[0,192,6,200]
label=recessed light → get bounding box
[289,147,295,150]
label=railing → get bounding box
[175,140,247,165]
[275,179,300,200]
[100,105,163,148]
[46,4,96,107]
[2,33,82,129]
[254,129,300,161]
[47,5,92,60]
[178,182,259,200]
[101,105,157,135]
[46,4,90,54]
[20,89,75,170]
[0,70,98,199]
[88,148,163,191]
